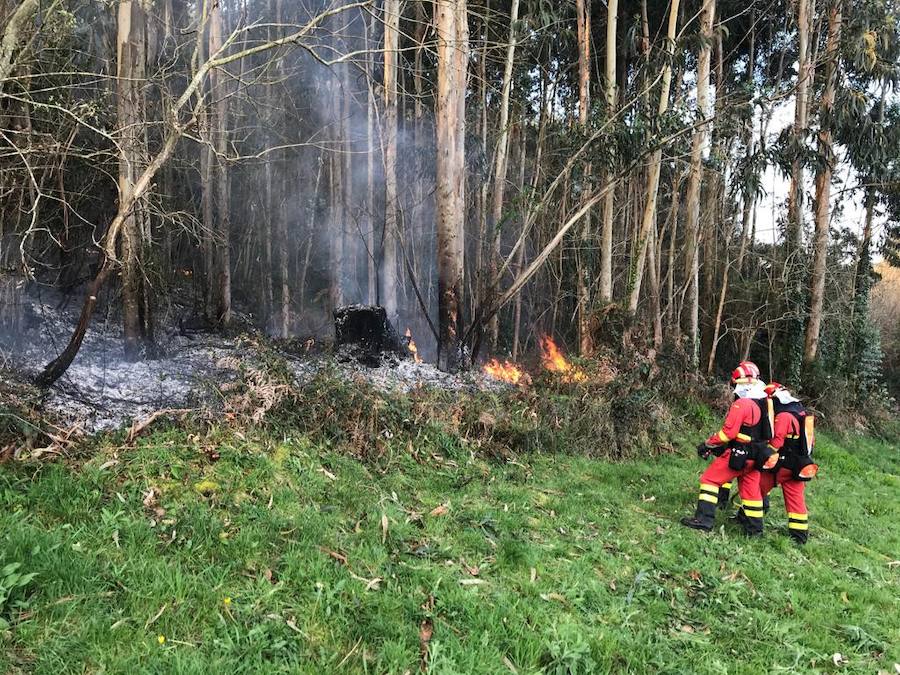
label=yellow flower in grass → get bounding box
[223,597,232,606]
[157,635,166,645]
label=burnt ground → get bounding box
[0,291,501,434]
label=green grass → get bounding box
[0,413,898,673]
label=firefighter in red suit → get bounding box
[757,382,818,544]
[681,361,778,536]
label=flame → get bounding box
[540,337,586,382]
[405,328,423,364]
[483,358,526,385]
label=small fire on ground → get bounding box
[483,358,528,385]
[540,336,586,382]
[405,328,423,364]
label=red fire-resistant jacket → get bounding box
[705,398,762,447]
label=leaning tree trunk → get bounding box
[435,0,468,372]
[680,0,714,369]
[803,3,841,366]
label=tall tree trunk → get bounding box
[365,9,377,304]
[435,0,468,372]
[274,0,289,338]
[329,140,344,310]
[664,172,682,330]
[680,0,714,368]
[259,5,276,327]
[340,6,356,305]
[787,0,813,247]
[803,3,841,365]
[626,0,680,314]
[511,125,528,360]
[381,0,400,325]
[575,0,593,355]
[211,1,231,325]
[598,0,618,305]
[474,1,489,323]
[117,0,148,359]
[647,212,662,347]
[487,0,520,350]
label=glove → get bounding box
[696,442,712,459]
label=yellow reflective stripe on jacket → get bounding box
[735,433,752,443]
[718,430,730,443]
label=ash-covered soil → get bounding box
[1,291,502,434]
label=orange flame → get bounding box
[405,328,423,364]
[540,337,586,382]
[483,358,526,385]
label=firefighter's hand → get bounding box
[696,442,712,459]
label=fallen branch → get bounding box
[127,409,192,444]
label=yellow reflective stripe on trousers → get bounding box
[787,512,808,520]
[743,509,764,518]
[788,522,809,530]
[700,483,719,494]
[699,493,718,504]
[742,500,763,508]
[721,482,732,490]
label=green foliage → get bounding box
[0,560,37,631]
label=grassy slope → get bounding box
[0,416,898,674]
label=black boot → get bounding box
[788,513,808,544]
[730,508,749,527]
[740,499,764,536]
[790,531,808,545]
[717,482,733,510]
[681,489,718,532]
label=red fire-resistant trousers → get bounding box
[700,451,762,501]
[692,450,764,534]
[760,467,809,542]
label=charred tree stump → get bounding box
[333,304,408,367]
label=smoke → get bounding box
[252,1,440,356]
